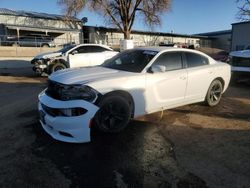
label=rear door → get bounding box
[184,52,215,101]
[85,46,109,66]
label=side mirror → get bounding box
[71,50,78,55]
[150,65,166,73]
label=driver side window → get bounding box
[153,52,183,71]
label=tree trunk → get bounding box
[123,30,131,39]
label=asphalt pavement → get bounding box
[0,57,32,68]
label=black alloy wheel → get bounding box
[206,80,223,106]
[95,95,131,133]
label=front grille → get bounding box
[232,57,250,67]
[41,103,87,117]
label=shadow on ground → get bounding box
[30,118,208,188]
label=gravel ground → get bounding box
[0,66,249,188]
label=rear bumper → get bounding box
[38,90,99,143]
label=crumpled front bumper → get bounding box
[31,59,48,74]
[38,90,99,143]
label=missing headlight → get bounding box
[46,81,99,103]
[41,104,87,117]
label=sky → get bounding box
[1,0,240,34]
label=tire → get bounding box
[95,95,132,133]
[49,62,66,74]
[12,42,19,47]
[205,79,223,107]
[42,44,49,48]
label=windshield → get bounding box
[58,44,76,53]
[102,49,158,73]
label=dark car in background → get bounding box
[210,50,229,63]
[3,34,55,47]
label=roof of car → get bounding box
[135,46,197,53]
[75,43,114,51]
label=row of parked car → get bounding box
[1,34,55,47]
[31,43,250,83]
[35,44,236,143]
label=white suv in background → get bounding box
[229,50,250,82]
[31,44,118,75]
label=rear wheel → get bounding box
[95,95,131,133]
[205,80,223,106]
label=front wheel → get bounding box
[95,95,131,133]
[205,80,223,106]
[42,44,49,48]
[49,62,66,74]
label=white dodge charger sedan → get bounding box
[38,47,231,143]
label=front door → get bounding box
[68,46,92,68]
[145,52,187,113]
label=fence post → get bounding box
[15,44,18,57]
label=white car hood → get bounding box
[49,66,134,85]
[230,50,250,58]
[34,52,62,59]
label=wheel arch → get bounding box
[50,58,69,68]
[212,77,225,90]
[41,43,49,47]
[99,90,135,118]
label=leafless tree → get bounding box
[236,0,250,21]
[58,0,171,39]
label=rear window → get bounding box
[185,52,209,68]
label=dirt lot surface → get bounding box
[0,66,250,188]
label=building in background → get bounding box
[0,8,83,46]
[3,8,250,53]
[197,30,231,52]
[82,26,212,49]
[231,21,250,51]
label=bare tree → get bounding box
[236,0,250,21]
[58,0,171,39]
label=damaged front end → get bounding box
[31,58,50,75]
[38,82,100,143]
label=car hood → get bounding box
[49,66,135,85]
[230,50,250,58]
[34,51,62,59]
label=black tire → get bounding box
[12,42,19,47]
[42,44,49,48]
[49,62,66,74]
[95,95,131,133]
[205,80,223,107]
